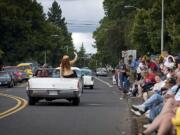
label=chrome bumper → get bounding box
[27,90,81,99]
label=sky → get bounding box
[37,0,105,54]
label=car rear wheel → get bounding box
[72,97,80,106]
[90,86,94,89]
[28,97,36,105]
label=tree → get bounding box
[47,0,67,34]
[0,0,74,67]
[76,43,86,67]
[0,0,47,65]
[47,0,74,62]
[94,0,180,67]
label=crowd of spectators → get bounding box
[114,51,180,135]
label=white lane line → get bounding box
[119,97,123,100]
[94,77,113,88]
[88,104,104,106]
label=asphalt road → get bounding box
[0,76,132,135]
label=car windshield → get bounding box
[18,66,31,70]
[0,73,10,78]
[81,70,92,76]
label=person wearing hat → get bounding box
[139,73,180,135]
[60,52,78,78]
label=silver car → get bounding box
[96,68,108,76]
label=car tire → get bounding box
[28,97,36,105]
[82,87,84,93]
[90,86,93,89]
[8,81,14,88]
[72,97,80,106]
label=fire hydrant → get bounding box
[172,107,180,135]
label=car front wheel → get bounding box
[72,97,80,106]
[8,81,14,88]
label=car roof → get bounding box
[17,63,32,66]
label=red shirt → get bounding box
[144,73,156,83]
[148,62,158,71]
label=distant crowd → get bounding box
[114,51,180,135]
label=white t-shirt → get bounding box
[165,85,178,96]
[164,55,175,69]
[137,63,146,74]
[164,62,175,69]
[153,81,165,92]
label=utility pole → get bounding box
[161,0,164,53]
[44,49,46,64]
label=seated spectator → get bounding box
[163,51,175,69]
[175,59,180,74]
[139,72,180,135]
[147,59,158,72]
[137,68,156,99]
[152,75,165,93]
[136,59,148,81]
[131,77,177,120]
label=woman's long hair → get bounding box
[61,55,71,74]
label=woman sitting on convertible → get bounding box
[60,52,78,78]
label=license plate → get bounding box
[49,91,58,95]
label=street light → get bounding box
[44,49,47,64]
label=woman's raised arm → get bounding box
[70,52,78,65]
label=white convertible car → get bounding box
[81,68,94,89]
[26,67,83,106]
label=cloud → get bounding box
[37,0,104,54]
[72,33,96,54]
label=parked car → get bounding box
[0,71,15,87]
[81,68,94,89]
[96,68,108,76]
[2,66,27,82]
[26,67,83,105]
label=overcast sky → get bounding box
[37,0,105,53]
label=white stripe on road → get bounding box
[88,104,104,106]
[94,77,113,88]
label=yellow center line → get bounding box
[0,93,27,119]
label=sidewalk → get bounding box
[127,96,147,134]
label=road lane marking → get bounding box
[94,77,113,87]
[88,104,104,106]
[0,93,27,119]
